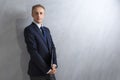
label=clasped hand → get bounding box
[48,64,57,74]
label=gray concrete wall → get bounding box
[0,0,120,80]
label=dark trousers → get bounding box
[30,74,56,80]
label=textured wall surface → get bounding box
[0,0,120,80]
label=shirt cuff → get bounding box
[47,69,51,74]
[52,64,57,68]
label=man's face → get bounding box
[32,7,45,24]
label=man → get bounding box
[24,4,58,80]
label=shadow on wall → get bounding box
[16,18,31,80]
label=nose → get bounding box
[38,13,41,17]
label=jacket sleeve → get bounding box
[24,28,51,73]
[48,29,58,68]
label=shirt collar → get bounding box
[33,21,43,29]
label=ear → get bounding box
[31,13,33,17]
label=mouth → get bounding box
[37,18,42,20]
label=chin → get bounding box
[36,21,42,24]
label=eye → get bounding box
[35,12,39,15]
[40,12,43,15]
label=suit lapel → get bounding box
[42,27,51,54]
[32,23,48,48]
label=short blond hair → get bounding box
[32,4,45,13]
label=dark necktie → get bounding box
[40,27,47,44]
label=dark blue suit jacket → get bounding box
[24,22,57,77]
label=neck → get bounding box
[34,20,42,25]
[37,22,42,25]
